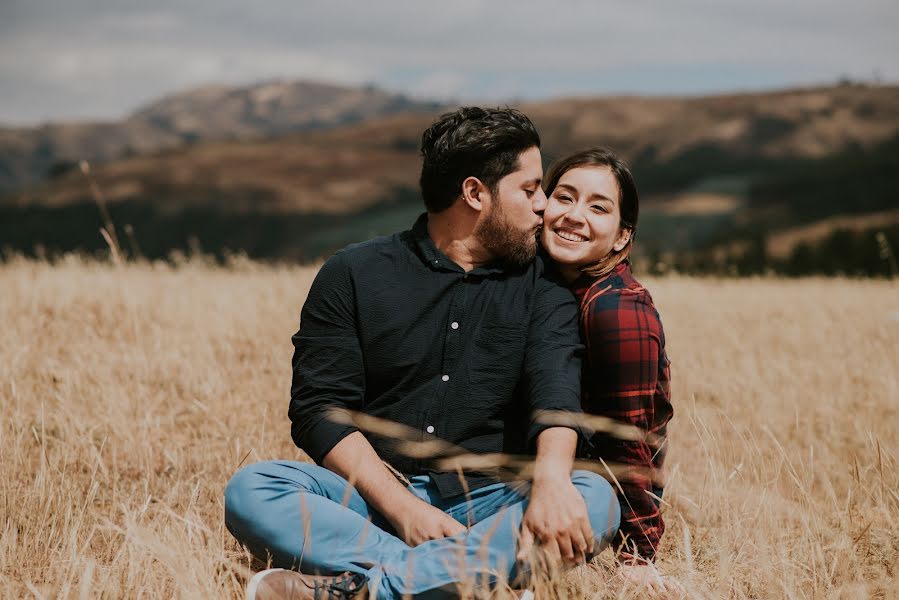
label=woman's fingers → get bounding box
[618,564,681,598]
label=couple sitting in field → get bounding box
[224,107,673,599]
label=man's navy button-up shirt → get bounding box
[289,213,584,498]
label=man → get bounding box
[224,107,621,600]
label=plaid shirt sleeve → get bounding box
[580,282,671,564]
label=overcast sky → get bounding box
[1,0,897,125]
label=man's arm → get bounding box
[517,427,593,564]
[518,271,592,564]
[289,252,463,545]
[289,251,365,461]
[519,271,587,449]
[323,432,466,546]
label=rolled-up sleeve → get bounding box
[288,251,364,464]
[523,272,586,448]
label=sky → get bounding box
[1,0,897,125]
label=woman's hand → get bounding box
[617,564,684,597]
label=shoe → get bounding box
[246,569,368,600]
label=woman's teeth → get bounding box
[556,230,588,242]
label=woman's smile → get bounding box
[554,228,590,243]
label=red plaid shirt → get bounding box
[571,262,672,564]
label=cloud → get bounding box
[0,0,896,123]
[406,72,471,99]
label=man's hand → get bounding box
[517,472,593,566]
[517,427,592,567]
[322,433,466,547]
[389,499,467,547]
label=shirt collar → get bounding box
[570,260,630,303]
[410,213,512,276]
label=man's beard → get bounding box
[475,197,538,268]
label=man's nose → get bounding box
[532,187,548,214]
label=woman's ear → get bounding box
[613,228,632,252]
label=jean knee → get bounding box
[224,462,265,526]
[571,470,621,544]
[225,460,328,520]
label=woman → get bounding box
[541,148,674,592]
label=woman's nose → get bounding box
[563,203,586,224]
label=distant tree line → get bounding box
[636,132,899,277]
[3,132,897,278]
[641,225,899,277]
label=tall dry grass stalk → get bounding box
[78,161,122,266]
[1,257,897,598]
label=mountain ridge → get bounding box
[0,79,445,194]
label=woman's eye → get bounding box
[557,194,572,203]
[591,205,608,213]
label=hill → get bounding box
[0,79,444,195]
[2,83,898,274]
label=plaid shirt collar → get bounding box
[570,260,632,303]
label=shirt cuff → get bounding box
[293,414,360,465]
[528,408,590,453]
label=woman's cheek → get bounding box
[544,198,565,223]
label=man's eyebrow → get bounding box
[524,177,542,187]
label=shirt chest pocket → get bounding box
[467,323,527,399]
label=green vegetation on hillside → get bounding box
[3,85,898,276]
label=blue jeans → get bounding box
[225,461,620,600]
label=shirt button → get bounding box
[450,322,459,330]
[441,374,450,382]
[426,425,435,434]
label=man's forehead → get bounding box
[519,146,542,162]
[506,170,542,186]
[513,147,543,179]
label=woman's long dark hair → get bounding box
[544,147,639,278]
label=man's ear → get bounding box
[460,176,489,212]
[613,228,632,252]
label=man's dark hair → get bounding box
[419,107,541,213]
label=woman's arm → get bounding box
[581,288,671,564]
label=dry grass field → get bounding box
[1,258,897,599]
